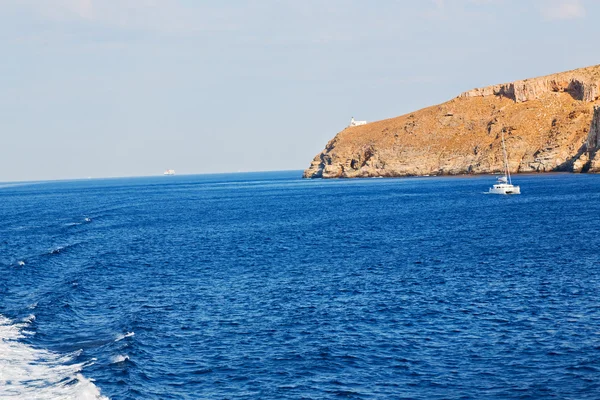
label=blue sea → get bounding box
[1,171,600,399]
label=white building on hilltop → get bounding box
[349,117,367,127]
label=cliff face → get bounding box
[304,65,600,178]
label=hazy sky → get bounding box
[1,0,599,181]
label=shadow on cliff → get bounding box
[554,144,590,172]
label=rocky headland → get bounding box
[304,65,600,178]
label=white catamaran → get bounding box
[488,133,520,195]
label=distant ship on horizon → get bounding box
[163,169,175,176]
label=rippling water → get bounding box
[1,172,600,399]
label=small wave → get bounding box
[115,332,135,342]
[48,243,80,255]
[49,246,65,255]
[110,354,129,364]
[22,314,35,323]
[65,217,92,227]
[0,314,108,400]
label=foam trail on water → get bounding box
[0,314,109,400]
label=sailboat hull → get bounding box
[488,184,520,195]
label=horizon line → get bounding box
[0,169,306,185]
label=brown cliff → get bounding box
[304,65,600,178]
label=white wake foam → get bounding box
[0,314,109,400]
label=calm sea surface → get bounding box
[1,171,600,399]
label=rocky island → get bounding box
[304,65,600,178]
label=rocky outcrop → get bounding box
[304,64,600,179]
[459,78,599,103]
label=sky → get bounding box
[1,0,599,181]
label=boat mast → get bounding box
[501,131,512,184]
